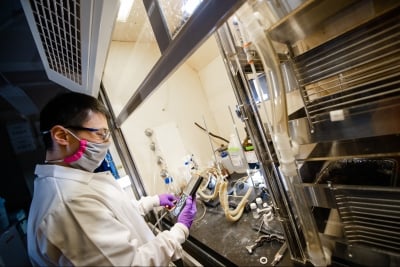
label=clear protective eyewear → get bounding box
[65,126,111,142]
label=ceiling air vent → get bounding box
[20,0,119,96]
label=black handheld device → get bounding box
[170,174,204,217]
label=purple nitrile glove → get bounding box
[177,196,197,229]
[159,193,177,209]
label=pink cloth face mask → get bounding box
[64,139,88,163]
[46,129,110,172]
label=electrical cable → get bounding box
[256,215,265,234]
[194,122,230,144]
[151,210,169,233]
[194,199,207,223]
[152,201,207,233]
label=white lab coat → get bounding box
[27,164,188,266]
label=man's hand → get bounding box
[158,193,177,209]
[177,196,197,229]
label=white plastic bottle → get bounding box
[250,202,260,219]
[227,134,247,173]
[219,150,235,174]
[255,197,263,209]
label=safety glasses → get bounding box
[65,126,111,141]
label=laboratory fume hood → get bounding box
[21,0,400,266]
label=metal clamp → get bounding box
[245,233,285,254]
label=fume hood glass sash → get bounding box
[115,0,246,126]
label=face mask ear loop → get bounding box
[64,128,80,141]
[63,128,88,163]
[64,139,88,163]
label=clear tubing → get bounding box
[231,17,273,135]
[234,1,327,266]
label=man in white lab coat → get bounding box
[27,92,197,266]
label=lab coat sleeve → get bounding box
[131,195,160,215]
[41,196,186,266]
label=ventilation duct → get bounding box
[20,0,119,96]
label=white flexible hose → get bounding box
[196,168,251,222]
[219,179,252,222]
[197,179,221,200]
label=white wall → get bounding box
[103,41,161,116]
[103,40,228,195]
[198,54,243,143]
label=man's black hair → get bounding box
[40,92,110,150]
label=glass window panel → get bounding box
[117,35,242,195]
[158,0,203,38]
[102,0,161,117]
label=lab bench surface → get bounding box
[187,201,294,267]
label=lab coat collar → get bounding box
[35,164,95,184]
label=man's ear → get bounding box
[51,125,69,146]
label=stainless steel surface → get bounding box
[271,1,400,265]
[289,103,400,146]
[295,15,400,120]
[218,1,400,265]
[297,134,400,162]
[299,156,400,265]
[334,186,400,255]
[315,158,398,186]
[289,5,400,134]
[303,184,336,209]
[268,0,400,56]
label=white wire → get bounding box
[151,210,169,233]
[193,198,207,223]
